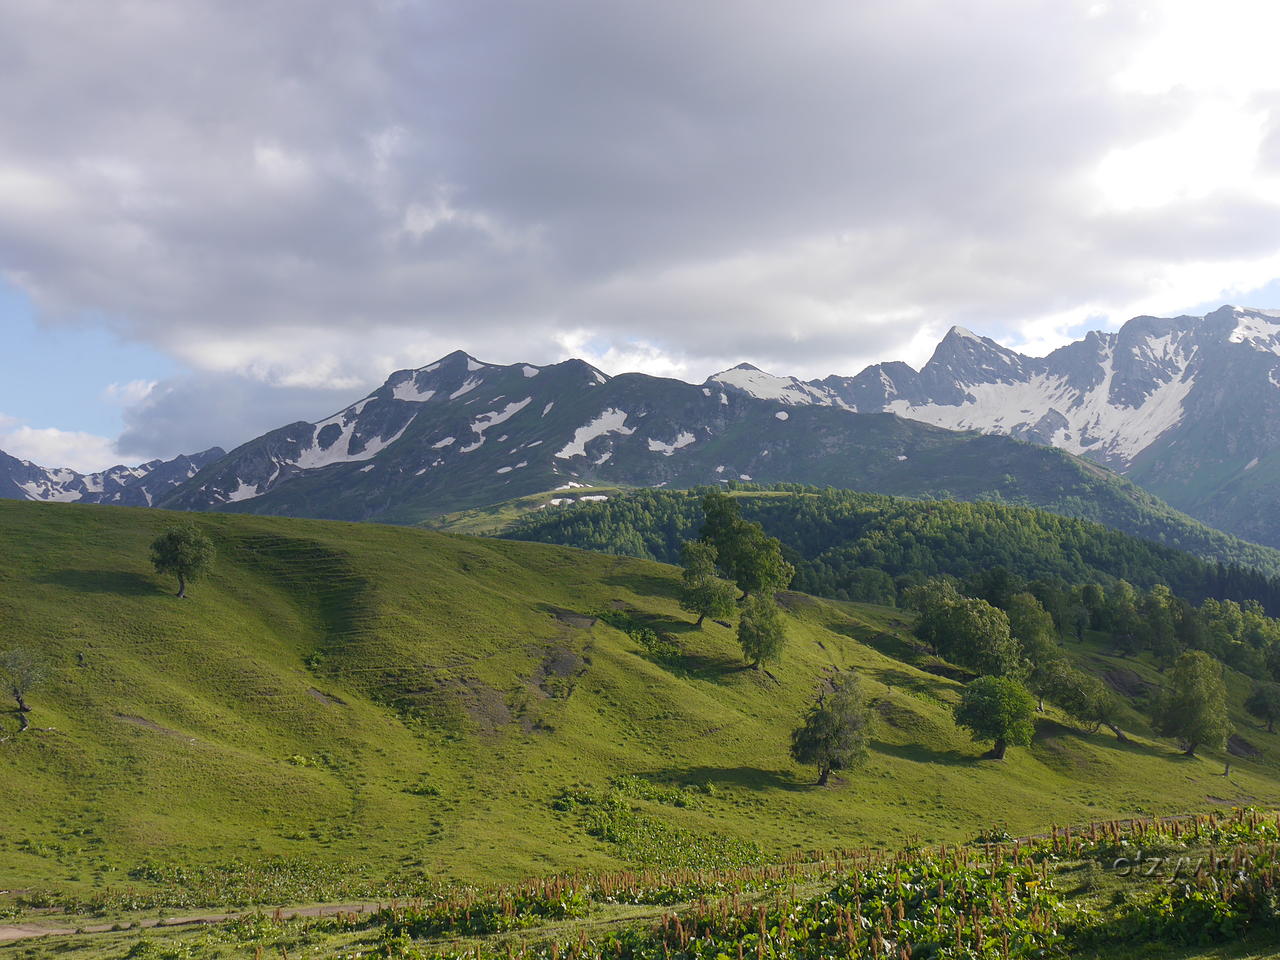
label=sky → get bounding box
[4,0,1280,472]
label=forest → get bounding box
[505,484,1280,614]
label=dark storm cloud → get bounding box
[1,0,1279,458]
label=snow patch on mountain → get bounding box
[294,414,416,470]
[1229,310,1280,356]
[392,379,436,402]
[224,479,261,503]
[555,408,635,459]
[647,431,696,455]
[459,398,532,454]
[450,377,483,400]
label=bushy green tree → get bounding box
[150,525,216,598]
[953,676,1036,760]
[1153,651,1230,757]
[698,492,793,598]
[790,674,872,786]
[737,594,785,669]
[678,541,738,628]
[906,580,1025,676]
[1246,681,1280,734]
[727,523,795,598]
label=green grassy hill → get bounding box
[3,500,1280,913]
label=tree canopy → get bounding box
[150,525,216,598]
[953,676,1036,760]
[1152,651,1231,757]
[790,674,872,785]
[678,540,738,628]
[737,594,785,669]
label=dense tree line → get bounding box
[505,485,1280,615]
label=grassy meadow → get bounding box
[3,499,1280,955]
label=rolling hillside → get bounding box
[3,500,1280,910]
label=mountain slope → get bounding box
[3,499,1280,902]
[152,351,1280,575]
[712,305,1280,546]
[0,447,224,507]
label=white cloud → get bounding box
[0,417,120,473]
[102,379,157,406]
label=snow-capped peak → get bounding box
[707,364,842,406]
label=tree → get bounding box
[1153,651,1230,757]
[1246,681,1280,734]
[1007,593,1059,708]
[1044,662,1128,742]
[953,676,1036,760]
[1138,585,1180,663]
[737,593,785,669]
[904,579,962,652]
[727,522,794,598]
[150,525,215,598]
[698,492,793,599]
[0,648,44,732]
[943,597,1024,679]
[790,674,872,785]
[678,541,738,628]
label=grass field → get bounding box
[3,499,1280,936]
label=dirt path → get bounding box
[0,902,383,944]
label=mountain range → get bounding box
[3,304,1280,555]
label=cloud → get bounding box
[0,415,120,473]
[3,0,1280,458]
[102,379,157,406]
[114,372,362,461]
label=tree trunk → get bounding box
[817,766,830,786]
[17,711,29,732]
[1183,742,1198,758]
[1105,722,1130,744]
[1269,719,1275,734]
[177,572,187,599]
[751,660,761,671]
[695,613,706,628]
[1036,695,1044,712]
[991,738,1007,760]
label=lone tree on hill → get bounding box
[678,540,738,628]
[150,524,215,598]
[0,648,44,732]
[790,674,872,786]
[737,593,785,669]
[1152,650,1230,757]
[953,676,1036,760]
[1246,681,1280,734]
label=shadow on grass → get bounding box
[641,765,812,792]
[603,571,681,601]
[657,653,753,683]
[873,739,978,767]
[37,569,160,596]
[827,621,925,664]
